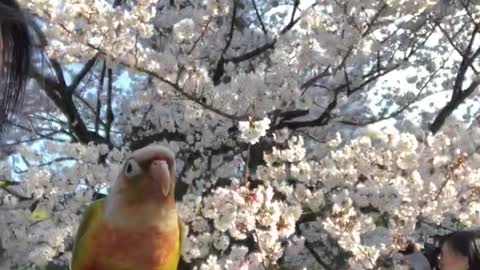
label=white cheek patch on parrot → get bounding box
[149,160,171,197]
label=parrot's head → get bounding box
[110,144,176,209]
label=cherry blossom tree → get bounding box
[1,0,480,269]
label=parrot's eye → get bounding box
[123,159,143,178]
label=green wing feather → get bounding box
[70,199,105,270]
[178,217,185,253]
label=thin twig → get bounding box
[252,0,267,35]
[0,186,32,201]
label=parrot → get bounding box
[70,145,185,270]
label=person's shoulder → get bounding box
[404,252,432,270]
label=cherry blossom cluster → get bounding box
[249,123,480,269]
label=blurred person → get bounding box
[400,241,432,270]
[0,0,33,134]
[437,230,480,270]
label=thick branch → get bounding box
[274,95,338,130]
[129,129,187,151]
[226,42,275,64]
[435,21,478,73]
[430,28,480,133]
[295,214,332,270]
[304,240,332,270]
[96,61,107,133]
[50,59,67,87]
[212,0,238,85]
[68,56,98,92]
[106,68,114,143]
[430,80,480,133]
[452,26,479,96]
[31,64,108,145]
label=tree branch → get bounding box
[301,3,387,90]
[85,39,241,122]
[0,186,32,201]
[276,51,409,130]
[50,59,67,87]
[0,179,20,188]
[212,0,238,85]
[430,79,480,133]
[452,24,480,96]
[341,49,454,126]
[129,129,187,151]
[73,92,106,128]
[252,0,267,35]
[137,67,240,120]
[226,42,275,64]
[224,1,314,64]
[295,221,333,270]
[435,21,478,74]
[106,68,114,143]
[362,2,388,36]
[31,62,109,145]
[67,55,98,92]
[430,26,480,133]
[0,134,68,146]
[459,0,480,27]
[96,61,107,133]
[13,157,76,174]
[274,94,338,130]
[188,18,212,55]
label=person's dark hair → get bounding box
[440,230,480,270]
[0,0,32,132]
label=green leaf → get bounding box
[29,209,50,223]
[0,179,18,188]
[365,131,379,139]
[0,179,9,188]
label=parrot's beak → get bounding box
[148,159,171,197]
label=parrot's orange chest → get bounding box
[87,222,179,270]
